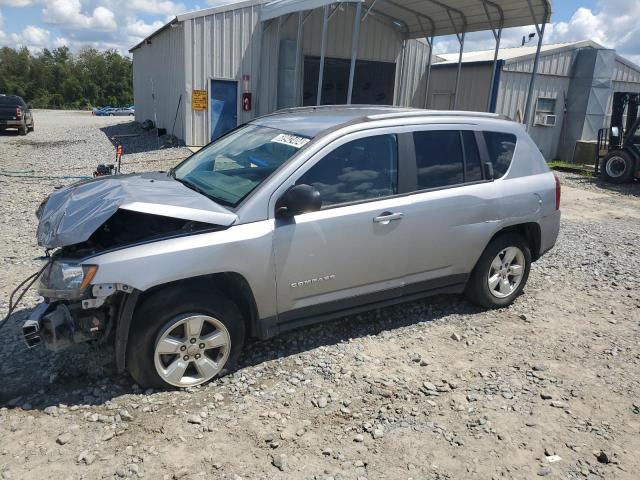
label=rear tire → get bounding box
[126,288,245,389]
[602,151,635,183]
[465,233,531,309]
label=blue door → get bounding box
[210,79,238,141]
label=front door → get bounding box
[210,79,238,141]
[272,132,410,322]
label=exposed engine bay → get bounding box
[60,209,216,258]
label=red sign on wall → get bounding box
[242,92,252,112]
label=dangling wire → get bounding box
[0,259,52,334]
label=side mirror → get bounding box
[484,162,494,180]
[611,126,620,137]
[276,184,322,218]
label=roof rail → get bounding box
[265,104,411,116]
[365,110,509,121]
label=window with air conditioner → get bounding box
[535,98,557,127]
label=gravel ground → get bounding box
[0,111,639,480]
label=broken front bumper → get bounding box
[22,299,109,352]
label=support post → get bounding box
[523,21,546,126]
[453,31,465,109]
[423,36,434,108]
[293,11,303,106]
[316,5,329,106]
[523,0,549,127]
[274,16,282,109]
[487,27,502,112]
[480,1,504,112]
[347,1,363,104]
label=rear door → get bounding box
[272,130,413,322]
[401,126,501,286]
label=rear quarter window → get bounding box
[483,131,517,178]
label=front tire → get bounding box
[602,151,635,183]
[126,288,245,389]
[466,233,531,309]
[18,124,27,135]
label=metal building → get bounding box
[130,0,552,147]
[429,40,640,161]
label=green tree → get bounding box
[0,45,133,109]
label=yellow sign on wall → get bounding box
[192,90,208,110]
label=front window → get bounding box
[173,124,309,207]
[297,134,398,207]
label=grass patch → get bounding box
[547,160,594,177]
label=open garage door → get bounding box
[302,56,396,106]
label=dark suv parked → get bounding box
[0,94,34,135]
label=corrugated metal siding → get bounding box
[503,48,577,76]
[132,24,186,139]
[184,5,262,146]
[613,58,640,84]
[396,39,431,108]
[137,4,430,146]
[496,70,570,159]
[426,63,494,111]
[299,5,401,62]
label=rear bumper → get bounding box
[538,210,561,257]
[0,119,24,128]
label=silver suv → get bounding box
[28,106,560,388]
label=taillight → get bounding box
[16,107,22,119]
[554,174,561,210]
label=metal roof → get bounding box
[131,0,552,51]
[435,40,602,65]
[262,0,552,38]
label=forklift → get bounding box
[596,92,640,183]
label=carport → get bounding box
[261,0,552,125]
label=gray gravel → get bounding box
[0,111,639,479]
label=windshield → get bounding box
[0,95,22,106]
[173,124,310,207]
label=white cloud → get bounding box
[42,0,117,32]
[435,0,640,65]
[125,18,164,38]
[3,24,50,51]
[0,0,33,6]
[127,0,185,16]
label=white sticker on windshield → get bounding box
[271,133,310,148]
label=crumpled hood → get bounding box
[37,172,238,249]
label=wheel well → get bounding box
[490,223,542,261]
[139,273,258,334]
[115,273,258,373]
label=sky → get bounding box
[0,1,638,64]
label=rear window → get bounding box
[0,95,23,106]
[483,131,517,178]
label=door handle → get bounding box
[373,211,404,224]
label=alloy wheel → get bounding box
[153,314,230,387]
[487,246,526,299]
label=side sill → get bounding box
[256,274,468,339]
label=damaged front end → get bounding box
[23,171,237,355]
[23,257,130,352]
